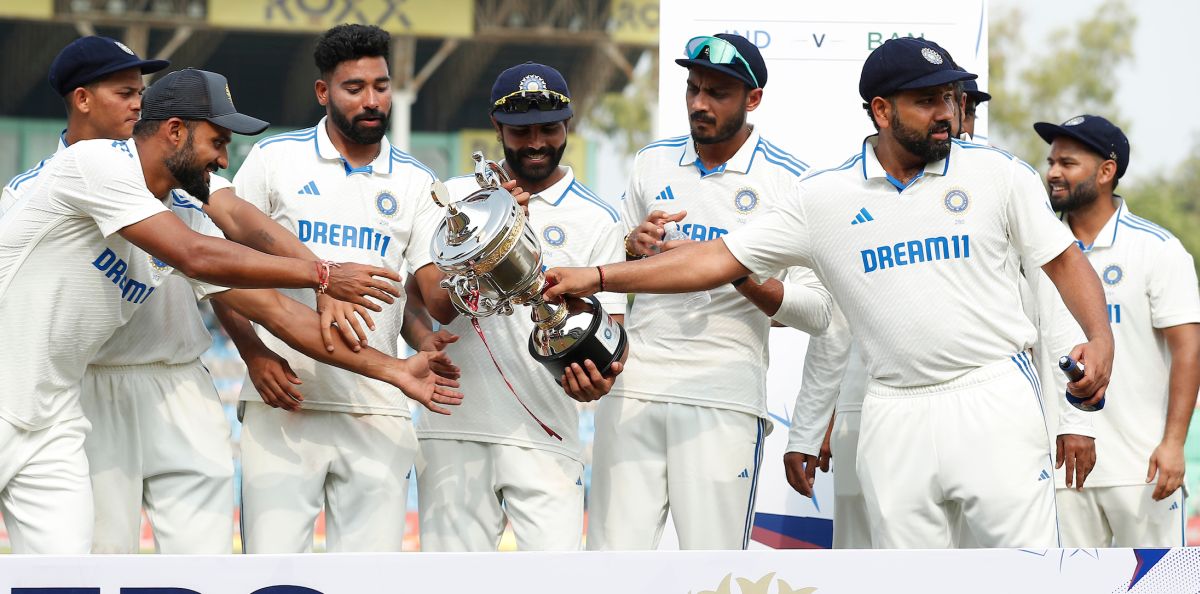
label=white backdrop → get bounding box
[655,0,989,549]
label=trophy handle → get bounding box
[472,151,511,189]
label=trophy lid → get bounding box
[430,187,523,268]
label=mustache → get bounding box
[518,147,553,159]
[689,111,716,125]
[354,109,387,123]
[929,121,951,135]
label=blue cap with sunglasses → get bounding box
[675,33,766,89]
[490,62,574,126]
[858,37,975,101]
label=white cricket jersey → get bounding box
[90,181,231,366]
[232,118,442,417]
[724,137,1077,387]
[0,139,178,430]
[1033,199,1200,487]
[415,168,626,460]
[614,127,817,421]
[1,131,68,218]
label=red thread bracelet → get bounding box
[596,265,606,292]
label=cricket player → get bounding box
[410,62,626,551]
[1032,115,1200,547]
[543,37,1114,549]
[588,33,832,551]
[0,67,458,554]
[3,38,392,554]
[222,24,458,553]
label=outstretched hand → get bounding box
[326,262,402,311]
[418,328,461,380]
[626,210,687,257]
[397,351,463,415]
[542,266,603,303]
[316,293,375,352]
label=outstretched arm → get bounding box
[543,238,750,301]
[212,288,462,415]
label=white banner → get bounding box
[0,548,1193,593]
[656,0,989,549]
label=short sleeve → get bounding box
[620,159,645,233]
[231,144,273,214]
[723,177,816,275]
[1148,239,1200,328]
[208,172,234,194]
[1005,162,1074,268]
[405,173,441,274]
[57,142,168,237]
[170,191,230,299]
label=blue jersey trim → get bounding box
[169,191,204,212]
[637,135,689,155]
[9,158,52,190]
[567,181,619,222]
[257,127,317,148]
[758,139,809,170]
[753,146,805,177]
[954,139,1038,175]
[803,153,862,182]
[389,147,437,179]
[1125,213,1172,236]
[1118,218,1169,241]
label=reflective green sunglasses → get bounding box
[684,36,760,88]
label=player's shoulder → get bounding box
[951,138,1039,177]
[387,146,437,182]
[798,151,865,188]
[558,178,620,223]
[252,126,318,152]
[5,154,56,193]
[1117,209,1178,247]
[751,135,809,178]
[59,139,141,180]
[635,134,690,159]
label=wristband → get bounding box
[316,260,341,294]
[731,276,749,288]
[597,265,607,292]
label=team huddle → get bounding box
[0,24,1196,555]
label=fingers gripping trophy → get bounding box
[430,152,628,383]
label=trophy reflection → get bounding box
[429,152,627,381]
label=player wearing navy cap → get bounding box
[959,79,990,140]
[408,62,627,551]
[1032,115,1200,547]
[544,36,1114,549]
[0,66,458,554]
[584,33,833,551]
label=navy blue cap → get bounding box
[859,37,975,101]
[1034,115,1130,179]
[489,62,574,126]
[962,79,991,103]
[48,36,169,97]
[141,69,268,135]
[675,33,766,89]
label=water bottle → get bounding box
[1059,355,1105,411]
[663,221,711,310]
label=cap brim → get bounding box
[63,58,171,95]
[896,69,977,92]
[1033,121,1114,158]
[966,90,992,102]
[492,105,573,126]
[675,58,757,88]
[209,112,270,135]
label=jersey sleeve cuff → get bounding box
[1056,423,1097,439]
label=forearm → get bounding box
[1162,326,1200,446]
[604,239,749,294]
[206,189,318,260]
[182,235,318,289]
[401,276,436,349]
[216,289,407,386]
[212,299,271,358]
[786,307,852,454]
[736,277,784,317]
[1041,246,1112,344]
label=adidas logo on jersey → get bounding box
[851,207,874,225]
[1169,502,1179,511]
[576,477,583,486]
[737,468,750,479]
[1037,469,1050,481]
[298,180,321,196]
[655,185,676,201]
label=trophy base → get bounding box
[528,297,628,384]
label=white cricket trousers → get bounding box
[81,360,234,554]
[857,353,1059,548]
[0,414,92,553]
[239,401,417,553]
[586,397,766,550]
[416,439,584,551]
[1057,484,1186,547]
[830,410,872,549]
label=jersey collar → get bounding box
[528,165,577,207]
[56,129,69,153]
[679,126,760,177]
[314,116,394,176]
[860,134,952,192]
[1066,196,1124,253]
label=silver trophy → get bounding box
[429,152,627,381]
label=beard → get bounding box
[165,135,210,203]
[330,103,389,145]
[690,107,746,145]
[891,111,952,162]
[1049,175,1101,213]
[503,137,567,183]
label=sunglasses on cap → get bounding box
[492,89,571,114]
[684,36,760,88]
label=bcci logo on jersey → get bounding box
[376,191,398,218]
[147,253,171,281]
[542,225,566,247]
[1102,264,1123,286]
[734,188,759,213]
[943,189,970,215]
